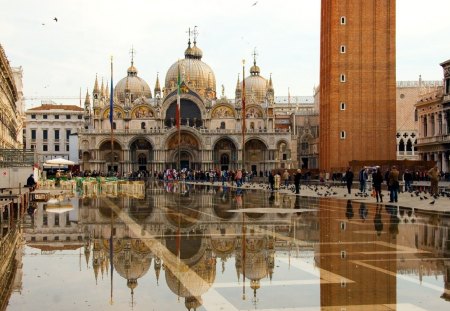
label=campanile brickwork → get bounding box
[319,0,397,171]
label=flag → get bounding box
[109,58,114,125]
[176,62,181,129]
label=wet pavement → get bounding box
[5,182,450,310]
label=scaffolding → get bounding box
[0,149,36,167]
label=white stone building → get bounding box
[25,103,84,162]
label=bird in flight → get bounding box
[53,17,58,22]
[252,1,258,6]
[41,23,45,26]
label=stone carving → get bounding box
[212,106,234,118]
[132,106,153,119]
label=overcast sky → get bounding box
[1,0,449,108]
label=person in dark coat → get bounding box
[294,169,302,194]
[345,167,354,195]
[26,174,36,190]
[372,167,383,203]
[268,171,275,191]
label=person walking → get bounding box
[294,169,302,194]
[345,167,354,195]
[372,167,383,203]
[388,166,400,203]
[428,165,439,196]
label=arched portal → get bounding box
[244,139,268,175]
[99,141,123,173]
[166,132,201,170]
[213,138,238,171]
[130,138,153,172]
[165,99,202,128]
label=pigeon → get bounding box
[429,200,435,205]
[423,196,428,200]
[252,1,258,6]
[53,17,58,22]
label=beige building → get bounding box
[78,40,298,174]
[396,79,442,160]
[0,44,24,149]
[416,60,450,173]
[25,103,84,162]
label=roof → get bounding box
[27,104,84,112]
[274,96,314,105]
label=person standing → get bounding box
[388,166,400,203]
[268,171,275,191]
[282,170,290,187]
[403,169,412,192]
[345,167,354,195]
[372,167,383,203]
[294,169,302,194]
[428,165,439,196]
[359,167,368,193]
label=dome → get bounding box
[113,247,152,281]
[240,58,270,104]
[114,62,152,103]
[165,41,216,98]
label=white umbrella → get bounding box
[45,158,75,166]
[45,204,74,214]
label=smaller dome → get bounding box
[250,64,260,75]
[185,40,203,60]
[127,65,138,76]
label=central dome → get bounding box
[115,62,152,103]
[243,60,268,104]
[165,40,216,98]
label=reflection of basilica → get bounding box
[78,35,297,173]
[19,184,450,308]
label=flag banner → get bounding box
[110,59,114,125]
[176,63,181,129]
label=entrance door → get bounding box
[108,165,118,172]
[251,165,257,175]
[302,158,309,169]
[180,160,189,170]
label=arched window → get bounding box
[414,139,418,152]
[141,122,146,130]
[250,122,255,130]
[220,121,225,129]
[112,122,116,130]
[406,139,412,152]
[399,139,405,152]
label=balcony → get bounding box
[79,126,292,136]
[417,134,450,145]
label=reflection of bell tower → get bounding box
[318,199,397,308]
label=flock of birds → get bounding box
[236,181,450,206]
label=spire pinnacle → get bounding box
[84,88,90,105]
[236,73,241,90]
[252,47,258,66]
[154,72,161,95]
[100,78,105,97]
[93,74,99,94]
[186,27,192,47]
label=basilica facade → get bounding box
[78,39,297,174]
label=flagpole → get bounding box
[177,61,181,173]
[242,60,246,171]
[110,56,114,175]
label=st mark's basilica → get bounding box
[78,37,297,174]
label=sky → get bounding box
[1,0,449,108]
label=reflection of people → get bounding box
[268,171,275,191]
[26,174,36,190]
[345,200,354,219]
[359,203,368,221]
[374,205,383,236]
[294,169,302,194]
[345,167,354,195]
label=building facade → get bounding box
[25,103,84,162]
[0,44,24,149]
[78,40,298,174]
[416,60,450,173]
[396,79,442,161]
[319,0,397,171]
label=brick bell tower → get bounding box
[319,0,397,172]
